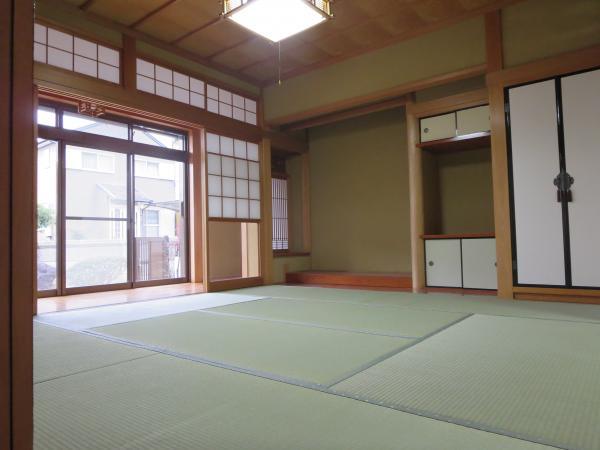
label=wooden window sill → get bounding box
[273,251,311,258]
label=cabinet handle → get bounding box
[424,127,430,133]
[428,261,434,267]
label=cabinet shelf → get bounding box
[417,132,491,153]
[422,232,495,240]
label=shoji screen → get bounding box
[508,80,565,286]
[562,69,600,288]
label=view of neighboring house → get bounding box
[37,111,186,291]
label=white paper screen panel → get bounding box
[136,58,205,109]
[206,133,260,220]
[207,84,258,126]
[562,69,600,288]
[34,23,120,84]
[509,80,565,286]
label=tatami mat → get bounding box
[332,315,600,450]
[34,323,154,384]
[35,353,552,450]
[208,297,468,337]
[233,286,600,323]
[90,311,413,386]
[35,292,264,331]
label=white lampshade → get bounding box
[225,0,331,42]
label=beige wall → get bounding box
[434,148,494,235]
[272,255,312,284]
[309,109,411,273]
[264,18,486,122]
[503,0,600,68]
[208,221,242,280]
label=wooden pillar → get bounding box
[0,0,35,448]
[189,128,208,287]
[488,83,513,298]
[485,9,512,298]
[485,10,504,73]
[122,35,137,92]
[406,100,425,293]
[260,138,273,284]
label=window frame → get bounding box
[36,100,191,297]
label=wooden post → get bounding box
[0,0,35,448]
[485,10,504,73]
[260,138,273,284]
[300,152,311,253]
[122,35,137,92]
[406,100,425,293]
[189,128,208,288]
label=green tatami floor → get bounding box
[34,286,600,450]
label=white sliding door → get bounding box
[509,80,565,285]
[425,239,462,288]
[462,239,497,290]
[562,69,600,288]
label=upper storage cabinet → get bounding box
[420,113,456,142]
[457,105,490,136]
[420,105,490,143]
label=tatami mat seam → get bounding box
[193,309,419,339]
[324,313,474,387]
[79,329,331,391]
[35,354,159,385]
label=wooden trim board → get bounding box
[286,271,413,290]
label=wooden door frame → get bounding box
[0,0,35,448]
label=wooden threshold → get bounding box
[417,132,491,153]
[286,271,412,290]
[424,287,498,296]
[37,282,205,313]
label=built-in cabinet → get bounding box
[425,237,497,290]
[506,67,600,289]
[420,105,490,143]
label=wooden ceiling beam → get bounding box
[283,95,411,131]
[129,0,178,29]
[79,0,96,11]
[169,17,222,45]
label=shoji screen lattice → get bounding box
[206,133,261,220]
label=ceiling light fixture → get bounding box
[223,0,333,43]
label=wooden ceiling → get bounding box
[64,0,521,86]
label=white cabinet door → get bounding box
[509,80,566,286]
[462,238,497,290]
[420,113,456,142]
[425,239,462,287]
[457,105,490,136]
[562,68,600,287]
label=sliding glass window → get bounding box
[36,102,189,296]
